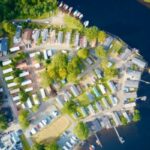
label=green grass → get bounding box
[144,0,150,3]
[20,134,31,150]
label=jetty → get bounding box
[94,132,103,148]
[113,127,125,144]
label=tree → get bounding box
[74,122,89,140]
[0,114,8,131]
[47,65,57,80]
[18,110,30,129]
[133,109,141,122]
[31,143,45,150]
[67,72,78,82]
[14,77,24,84]
[84,26,99,41]
[19,89,29,103]
[77,48,89,59]
[45,142,59,150]
[98,31,107,43]
[95,46,107,59]
[35,53,44,63]
[59,68,67,79]
[120,116,128,125]
[104,67,118,79]
[2,20,15,35]
[63,100,77,114]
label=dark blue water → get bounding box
[60,0,150,149]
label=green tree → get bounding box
[2,20,15,35]
[84,26,99,41]
[31,143,45,150]
[98,31,107,43]
[35,53,44,63]
[77,48,89,59]
[74,122,89,140]
[95,46,107,59]
[133,109,141,122]
[120,116,128,125]
[47,65,57,80]
[0,114,8,131]
[18,110,30,129]
[45,142,59,150]
[19,89,29,103]
[104,67,118,79]
[59,68,67,79]
[63,100,77,114]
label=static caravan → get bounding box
[88,104,95,115]
[102,98,110,109]
[40,88,46,99]
[21,80,32,86]
[13,96,20,101]
[5,76,14,81]
[10,46,20,52]
[3,68,13,74]
[112,112,122,126]
[94,68,102,79]
[92,87,100,97]
[2,60,12,66]
[32,94,40,105]
[109,95,118,106]
[19,71,29,77]
[56,95,65,108]
[26,98,33,108]
[8,82,17,88]
[98,84,106,95]
[70,85,80,97]
[25,87,33,92]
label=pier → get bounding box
[140,79,150,84]
[136,96,147,101]
[94,132,103,148]
[113,127,125,144]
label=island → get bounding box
[0,1,147,150]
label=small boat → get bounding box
[79,14,83,19]
[84,20,89,27]
[73,10,78,16]
[68,7,73,13]
[59,2,63,7]
[64,4,69,10]
[89,145,95,150]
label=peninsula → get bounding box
[0,1,147,150]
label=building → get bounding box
[57,31,63,44]
[92,87,100,97]
[88,104,95,115]
[74,32,80,47]
[2,60,12,66]
[103,36,113,49]
[70,85,80,97]
[41,29,48,41]
[125,80,139,88]
[0,131,23,150]
[0,38,8,56]
[95,102,102,111]
[131,57,146,69]
[32,29,40,43]
[127,70,142,80]
[13,26,22,44]
[65,32,71,45]
[86,92,95,102]
[56,95,65,108]
[112,112,122,126]
[124,92,137,99]
[122,111,131,123]
[109,95,118,106]
[120,48,132,60]
[80,107,88,117]
[90,119,101,132]
[94,68,102,78]
[124,102,136,109]
[10,46,20,53]
[107,81,116,93]
[98,84,106,94]
[22,29,32,46]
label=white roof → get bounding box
[32,94,40,105]
[26,98,33,108]
[19,71,29,77]
[98,84,106,94]
[56,95,65,108]
[131,57,146,69]
[124,102,136,108]
[107,81,116,93]
[2,60,12,66]
[13,96,20,101]
[10,46,20,52]
[122,111,131,123]
[5,76,14,81]
[34,63,40,68]
[125,80,139,88]
[7,82,17,88]
[112,112,122,126]
[95,102,102,111]
[21,80,32,86]
[65,32,71,45]
[70,85,80,97]
[94,68,102,78]
[25,87,33,92]
[74,32,79,47]
[109,95,118,106]
[29,51,40,58]
[40,88,46,99]
[124,92,137,99]
[120,48,132,60]
[43,50,48,60]
[10,88,20,94]
[3,68,13,74]
[88,105,95,115]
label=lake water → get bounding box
[59,0,150,149]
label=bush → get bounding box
[77,48,89,59]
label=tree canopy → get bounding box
[74,122,89,140]
[18,110,30,129]
[0,114,8,131]
[45,142,59,150]
[98,31,107,43]
[84,26,99,41]
[63,100,77,114]
[77,48,89,59]
[133,109,141,122]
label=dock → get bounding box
[113,127,125,144]
[94,132,103,148]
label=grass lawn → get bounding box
[20,134,31,150]
[144,0,150,2]
[78,93,90,106]
[32,115,71,144]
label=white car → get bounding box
[30,128,37,135]
[52,110,59,117]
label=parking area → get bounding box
[32,115,71,144]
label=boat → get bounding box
[59,2,63,7]
[68,7,73,13]
[89,145,95,150]
[79,14,84,19]
[84,20,89,27]
[73,10,78,16]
